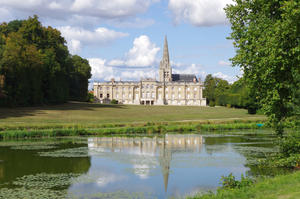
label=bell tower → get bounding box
[159,36,172,82]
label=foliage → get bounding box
[260,131,300,168]
[86,92,94,102]
[203,75,258,113]
[110,99,118,104]
[225,0,300,135]
[0,16,91,106]
[221,173,253,189]
[189,171,300,199]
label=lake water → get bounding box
[0,131,280,199]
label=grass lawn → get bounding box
[0,102,265,128]
[190,171,300,199]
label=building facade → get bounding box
[93,37,206,106]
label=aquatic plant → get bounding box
[38,147,89,157]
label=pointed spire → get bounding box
[163,35,169,64]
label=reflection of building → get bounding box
[93,37,206,106]
[0,164,3,179]
[88,134,203,191]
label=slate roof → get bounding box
[172,74,198,82]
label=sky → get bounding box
[0,0,242,86]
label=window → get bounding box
[116,94,119,98]
[194,87,197,91]
[107,94,110,98]
[151,85,153,89]
[172,94,175,99]
[106,87,109,90]
[179,94,181,98]
[166,94,168,98]
[142,93,145,98]
[122,87,124,91]
[166,87,168,91]
[147,92,150,98]
[129,94,132,98]
[187,94,190,99]
[152,92,155,98]
[187,87,190,91]
[159,94,162,99]
[135,93,139,99]
[172,87,174,90]
[122,94,125,98]
[100,93,103,98]
[179,87,181,91]
[100,87,102,90]
[116,87,118,90]
[194,94,196,98]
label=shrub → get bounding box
[209,101,215,107]
[221,173,253,189]
[110,99,118,104]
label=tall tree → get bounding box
[225,0,300,135]
[69,55,91,101]
[0,16,92,106]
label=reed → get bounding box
[0,122,265,139]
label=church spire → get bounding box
[163,35,169,64]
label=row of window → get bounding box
[99,93,198,99]
[98,86,199,91]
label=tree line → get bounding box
[203,74,258,114]
[0,16,91,107]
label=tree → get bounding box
[69,55,91,101]
[0,16,92,106]
[203,74,230,106]
[225,0,300,136]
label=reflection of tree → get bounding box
[0,144,91,185]
[0,163,3,180]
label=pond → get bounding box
[0,131,283,199]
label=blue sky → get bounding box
[0,0,241,85]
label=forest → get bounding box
[0,16,91,107]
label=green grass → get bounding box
[0,122,264,139]
[0,102,265,129]
[189,171,300,199]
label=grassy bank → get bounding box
[189,171,300,199]
[0,102,268,139]
[0,102,265,129]
[0,122,264,139]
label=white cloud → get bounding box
[88,58,115,82]
[212,72,237,83]
[120,68,157,80]
[173,63,206,81]
[109,35,160,67]
[218,60,231,66]
[168,0,234,26]
[0,0,158,21]
[58,26,128,53]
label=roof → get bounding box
[172,74,198,82]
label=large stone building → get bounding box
[93,37,206,106]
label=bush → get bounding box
[247,106,257,114]
[209,101,215,107]
[221,173,253,189]
[260,131,300,168]
[110,99,118,104]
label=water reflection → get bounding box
[88,134,203,192]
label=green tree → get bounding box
[225,0,300,136]
[69,55,91,101]
[0,16,92,106]
[203,74,231,106]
